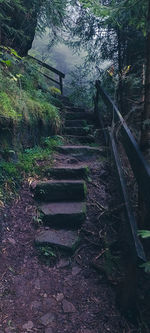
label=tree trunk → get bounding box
[117,27,124,114]
[0,0,42,56]
[139,0,150,229]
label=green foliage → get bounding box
[79,0,148,32]
[49,86,61,95]
[140,262,150,273]
[37,0,68,44]
[138,230,150,273]
[0,48,63,203]
[0,136,61,203]
[67,65,95,108]
[0,0,69,55]
[38,245,57,265]
[0,0,26,52]
[33,212,43,227]
[67,0,146,111]
[41,135,63,148]
[79,0,111,19]
[0,91,21,120]
[0,48,61,131]
[138,230,150,239]
[39,246,56,258]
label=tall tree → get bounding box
[0,0,41,55]
[139,0,150,229]
[140,0,150,159]
[0,0,68,56]
[68,0,147,113]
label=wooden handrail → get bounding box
[94,79,148,310]
[110,130,146,261]
[28,55,65,94]
[28,55,65,77]
[95,80,150,210]
[94,80,147,260]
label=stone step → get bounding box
[65,120,88,127]
[63,127,91,136]
[38,202,86,228]
[56,145,101,155]
[64,135,95,143]
[65,112,94,121]
[65,106,85,112]
[32,180,87,202]
[58,96,73,106]
[35,229,79,252]
[44,166,89,179]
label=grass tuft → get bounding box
[0,136,62,203]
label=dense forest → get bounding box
[1,0,150,332]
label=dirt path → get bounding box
[0,103,139,333]
[0,154,138,333]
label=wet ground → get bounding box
[0,147,139,333]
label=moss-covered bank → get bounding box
[0,46,63,204]
[0,46,62,152]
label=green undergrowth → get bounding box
[0,46,63,132]
[38,245,57,266]
[0,46,65,205]
[0,136,62,205]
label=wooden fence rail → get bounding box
[94,80,148,311]
[95,81,150,209]
[28,55,65,95]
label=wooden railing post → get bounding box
[94,81,99,119]
[94,80,109,144]
[60,76,63,95]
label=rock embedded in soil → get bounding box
[67,157,79,164]
[5,329,12,333]
[72,266,82,276]
[62,299,76,313]
[55,293,64,302]
[77,328,96,333]
[45,328,53,333]
[34,278,40,289]
[40,312,55,326]
[22,321,34,331]
[31,300,42,311]
[56,258,70,268]
[43,297,57,310]
[7,237,16,245]
[35,229,80,251]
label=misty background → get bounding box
[29,30,87,92]
[29,29,111,106]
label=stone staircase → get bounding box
[32,103,101,253]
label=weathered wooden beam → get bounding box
[28,55,65,78]
[96,80,150,212]
[109,131,146,261]
[60,76,63,95]
[109,130,146,312]
[95,80,147,312]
